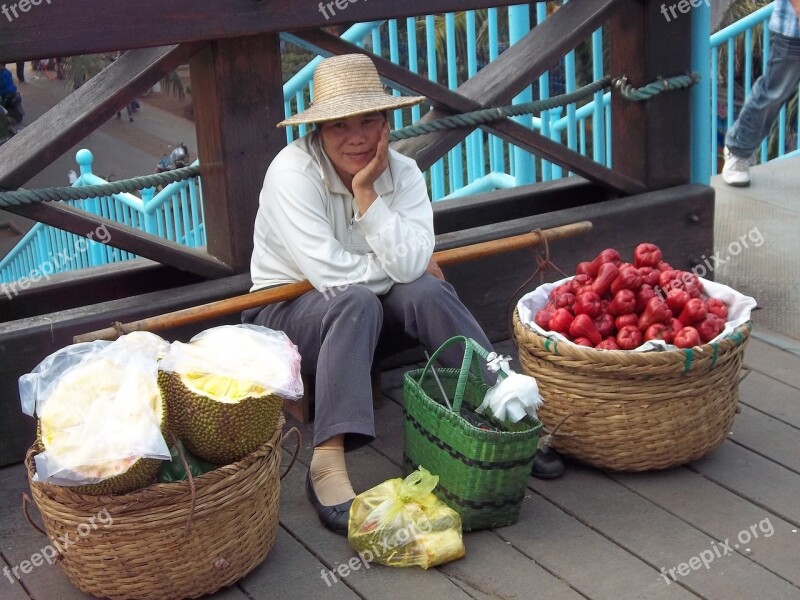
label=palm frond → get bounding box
[62,53,185,99]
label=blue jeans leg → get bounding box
[725,32,800,158]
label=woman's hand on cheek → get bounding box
[352,121,389,206]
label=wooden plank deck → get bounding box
[1,335,799,600]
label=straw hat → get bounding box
[277,54,425,127]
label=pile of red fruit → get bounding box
[534,243,729,350]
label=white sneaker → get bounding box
[722,147,752,187]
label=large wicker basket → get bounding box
[25,416,291,600]
[513,311,750,471]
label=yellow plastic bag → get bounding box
[347,467,465,569]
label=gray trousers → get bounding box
[243,275,493,450]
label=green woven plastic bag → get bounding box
[402,336,542,531]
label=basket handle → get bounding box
[167,430,197,537]
[22,492,49,537]
[417,336,500,413]
[280,426,301,480]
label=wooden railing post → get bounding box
[610,0,693,189]
[190,33,286,273]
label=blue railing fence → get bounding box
[3,3,793,286]
[281,3,611,200]
[0,149,205,285]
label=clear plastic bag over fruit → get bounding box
[348,467,465,569]
[18,332,171,486]
[157,324,303,401]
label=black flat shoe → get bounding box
[305,473,353,535]
[531,447,565,479]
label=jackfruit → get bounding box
[21,332,171,495]
[157,325,302,465]
[158,370,282,464]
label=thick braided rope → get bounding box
[0,73,698,207]
[0,165,200,208]
[389,72,699,141]
[388,76,612,141]
[614,72,700,101]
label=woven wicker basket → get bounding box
[25,416,292,600]
[513,310,750,471]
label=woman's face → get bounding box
[318,112,386,185]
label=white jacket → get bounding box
[250,132,435,295]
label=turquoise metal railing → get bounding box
[5,3,777,287]
[0,149,205,285]
[281,2,611,200]
[709,2,799,174]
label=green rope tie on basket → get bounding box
[543,338,560,356]
[709,342,720,369]
[0,165,200,208]
[727,329,747,347]
[683,348,695,374]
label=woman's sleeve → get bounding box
[261,167,393,294]
[355,160,434,284]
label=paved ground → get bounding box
[712,158,800,353]
[15,65,197,187]
[0,64,198,254]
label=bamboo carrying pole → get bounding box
[73,221,592,343]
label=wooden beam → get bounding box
[610,0,692,188]
[190,34,286,272]
[290,27,645,194]
[0,201,232,278]
[610,2,647,186]
[0,0,508,62]
[381,0,624,179]
[459,0,620,105]
[0,45,200,189]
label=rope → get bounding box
[389,72,699,141]
[0,165,200,208]
[613,72,700,102]
[389,76,613,141]
[0,72,698,208]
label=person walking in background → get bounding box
[723,0,800,186]
[116,101,136,122]
[0,65,16,98]
[15,62,25,84]
[0,64,24,126]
